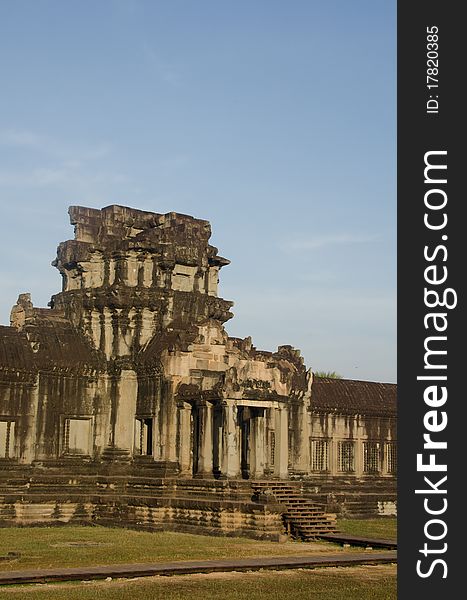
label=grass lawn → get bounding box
[0,520,396,572]
[0,523,397,599]
[0,526,350,572]
[0,565,397,599]
[337,519,397,541]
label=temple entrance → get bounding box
[186,402,265,479]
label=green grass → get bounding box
[0,526,346,572]
[337,519,397,541]
[0,523,397,599]
[0,566,397,599]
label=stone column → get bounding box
[165,400,179,463]
[355,439,364,477]
[250,409,265,478]
[196,400,213,477]
[114,370,138,452]
[22,376,39,463]
[292,402,311,476]
[178,402,193,476]
[274,406,289,479]
[103,369,138,461]
[329,438,337,476]
[221,400,241,478]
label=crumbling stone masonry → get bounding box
[0,205,396,537]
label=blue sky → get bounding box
[0,0,396,382]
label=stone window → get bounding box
[338,440,355,472]
[385,442,397,474]
[363,441,381,473]
[135,418,153,456]
[270,431,276,466]
[63,418,92,455]
[0,420,15,459]
[310,439,329,471]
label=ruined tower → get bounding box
[51,205,233,360]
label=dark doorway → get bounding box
[135,418,153,456]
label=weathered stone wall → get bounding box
[302,477,397,518]
[0,471,285,540]
[305,412,397,478]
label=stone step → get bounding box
[298,527,336,533]
[290,528,336,536]
[285,510,327,516]
[275,495,302,499]
[286,514,335,522]
[286,518,334,526]
[295,528,336,535]
[286,505,323,511]
[251,486,300,493]
[286,511,324,518]
[286,509,324,515]
[251,481,336,541]
[285,511,333,519]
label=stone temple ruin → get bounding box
[0,205,396,540]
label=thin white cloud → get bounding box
[0,165,129,188]
[0,130,120,191]
[0,129,44,149]
[281,232,380,252]
[0,129,113,162]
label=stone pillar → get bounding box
[15,376,40,463]
[292,402,311,475]
[196,400,213,476]
[250,409,265,478]
[165,400,179,463]
[221,400,241,478]
[178,402,193,476]
[355,439,364,477]
[329,438,338,476]
[274,406,289,479]
[110,369,138,459]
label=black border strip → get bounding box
[398,2,464,595]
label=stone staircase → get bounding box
[251,481,337,541]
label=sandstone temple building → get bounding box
[0,205,396,539]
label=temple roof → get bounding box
[0,319,101,373]
[311,377,396,416]
[0,326,35,371]
[22,319,101,370]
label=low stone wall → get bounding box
[0,470,286,541]
[0,466,396,538]
[302,476,397,518]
